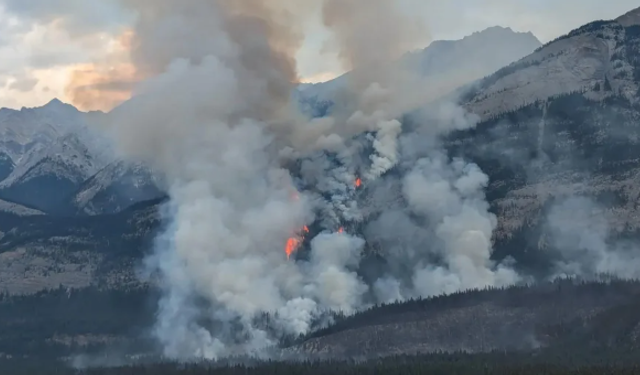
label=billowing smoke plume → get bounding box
[72,0,519,359]
[107,0,522,359]
[546,196,640,280]
[103,0,374,359]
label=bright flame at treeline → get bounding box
[284,178,361,259]
[285,226,309,260]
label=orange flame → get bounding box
[285,226,310,259]
[338,227,344,233]
[355,178,362,188]
[285,237,301,259]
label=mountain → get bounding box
[70,161,163,216]
[0,98,102,161]
[437,7,640,277]
[2,278,640,367]
[0,133,107,214]
[0,152,14,182]
[3,8,640,369]
[461,9,640,119]
[291,278,640,358]
[296,26,542,117]
[0,197,163,295]
[0,198,44,217]
[0,28,542,215]
[0,99,161,215]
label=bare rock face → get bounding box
[0,99,160,216]
[461,19,639,120]
[71,161,163,216]
[616,6,640,27]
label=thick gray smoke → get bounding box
[400,152,519,297]
[11,0,522,359]
[102,0,380,359]
[105,0,524,359]
[546,196,640,280]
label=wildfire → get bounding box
[338,227,344,233]
[355,178,362,188]
[285,225,309,259]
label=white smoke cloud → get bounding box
[78,0,525,360]
[361,150,520,301]
[306,233,368,313]
[546,196,640,280]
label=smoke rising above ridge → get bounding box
[99,0,525,359]
[38,0,524,360]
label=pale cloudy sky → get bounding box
[0,0,637,110]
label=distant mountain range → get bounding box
[0,26,542,217]
[0,99,160,215]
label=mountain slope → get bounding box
[0,133,107,214]
[0,152,14,182]
[297,26,542,117]
[0,99,107,161]
[461,10,640,119]
[439,9,640,277]
[0,98,119,213]
[0,197,164,295]
[1,10,640,365]
[291,279,640,358]
[0,278,639,364]
[70,161,163,215]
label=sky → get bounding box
[0,0,637,111]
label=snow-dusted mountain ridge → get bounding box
[0,98,160,214]
[71,160,163,215]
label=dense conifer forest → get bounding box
[4,352,640,374]
[1,278,640,373]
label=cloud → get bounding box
[0,3,131,109]
[8,76,38,92]
[409,0,638,42]
[0,0,130,36]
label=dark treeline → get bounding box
[5,351,640,375]
[0,285,158,360]
[2,278,640,373]
[301,276,640,342]
[2,278,640,354]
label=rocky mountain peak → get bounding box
[459,8,640,120]
[616,6,640,27]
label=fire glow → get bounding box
[355,178,362,188]
[285,225,309,259]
